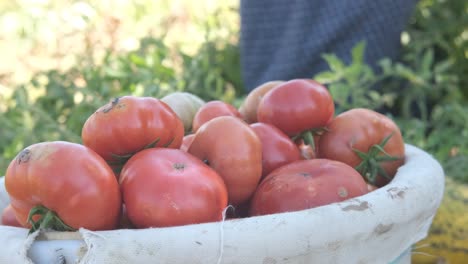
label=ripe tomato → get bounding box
[239,80,284,124]
[257,79,334,137]
[1,204,22,227]
[119,148,228,228]
[250,122,301,179]
[188,116,262,205]
[191,100,242,133]
[318,108,405,187]
[5,141,121,232]
[250,159,368,216]
[81,96,184,172]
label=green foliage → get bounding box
[406,0,468,100]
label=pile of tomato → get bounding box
[1,79,405,233]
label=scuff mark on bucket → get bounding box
[341,201,370,212]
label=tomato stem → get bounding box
[303,131,316,152]
[352,133,403,185]
[27,205,76,234]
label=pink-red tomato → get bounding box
[318,108,405,187]
[250,159,369,216]
[257,79,334,136]
[188,116,262,206]
[250,122,301,179]
[81,96,184,172]
[239,81,284,124]
[1,204,22,227]
[119,148,228,228]
[192,100,242,133]
[5,141,121,232]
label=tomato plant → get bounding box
[188,116,262,205]
[257,79,335,142]
[249,159,369,216]
[250,122,301,178]
[81,96,184,173]
[191,100,242,133]
[119,148,228,228]
[5,141,121,232]
[239,80,284,124]
[318,108,405,187]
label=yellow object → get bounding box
[412,178,468,264]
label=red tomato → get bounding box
[1,204,22,227]
[188,116,262,205]
[180,134,195,152]
[192,100,242,133]
[250,159,368,216]
[250,122,301,179]
[5,141,121,232]
[81,96,184,172]
[257,79,334,136]
[119,148,228,228]
[318,108,405,187]
[239,80,284,124]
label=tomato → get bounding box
[239,80,284,124]
[318,108,405,187]
[257,79,335,137]
[161,92,206,133]
[188,116,262,205]
[250,122,301,179]
[191,100,242,133]
[119,148,228,228]
[180,134,195,152]
[5,141,121,232]
[81,96,184,173]
[1,204,22,227]
[249,159,369,216]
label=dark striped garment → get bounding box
[240,0,418,91]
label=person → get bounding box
[239,0,419,91]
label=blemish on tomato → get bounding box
[17,149,31,164]
[102,97,123,113]
[337,187,348,198]
[173,163,186,171]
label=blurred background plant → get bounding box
[0,0,467,262]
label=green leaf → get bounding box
[351,41,366,64]
[313,71,340,83]
[321,54,345,72]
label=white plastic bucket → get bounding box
[0,144,445,264]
